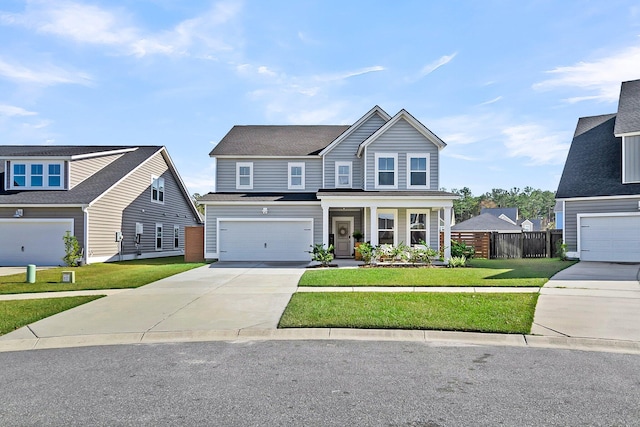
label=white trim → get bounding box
[615,130,640,138]
[374,153,398,189]
[211,155,320,159]
[498,213,517,225]
[576,212,640,259]
[556,194,640,202]
[150,175,165,204]
[377,208,398,246]
[406,153,430,189]
[235,161,254,190]
[212,157,218,193]
[288,162,305,190]
[319,106,391,156]
[200,200,320,206]
[155,222,163,251]
[562,200,566,244]
[363,147,368,190]
[88,249,184,264]
[406,209,430,246]
[322,156,325,189]
[83,205,89,264]
[70,148,137,160]
[0,204,84,208]
[332,216,354,258]
[0,218,74,225]
[335,161,352,188]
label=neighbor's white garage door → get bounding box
[218,219,313,261]
[579,215,640,262]
[0,219,74,266]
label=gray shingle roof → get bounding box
[556,114,640,198]
[0,146,134,157]
[613,79,640,135]
[0,146,163,205]
[452,213,522,232]
[199,192,319,202]
[480,207,518,222]
[209,125,350,156]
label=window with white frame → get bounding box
[335,161,352,188]
[236,162,253,189]
[10,161,64,189]
[407,210,429,246]
[151,176,165,203]
[375,153,397,189]
[288,162,305,190]
[407,153,429,188]
[155,223,163,251]
[173,225,180,249]
[378,209,397,245]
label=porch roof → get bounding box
[199,192,318,203]
[317,189,457,208]
[317,189,458,198]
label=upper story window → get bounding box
[288,162,305,190]
[407,153,429,189]
[236,162,253,189]
[151,176,165,203]
[623,135,640,183]
[10,161,64,190]
[335,161,352,188]
[375,153,398,189]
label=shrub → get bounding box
[62,231,82,267]
[450,240,475,259]
[448,256,467,268]
[310,243,334,267]
[357,242,374,264]
[555,239,568,261]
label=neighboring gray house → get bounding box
[480,207,518,225]
[452,213,522,233]
[556,79,640,262]
[200,106,458,261]
[0,146,201,266]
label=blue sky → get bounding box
[1,0,640,196]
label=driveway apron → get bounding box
[0,262,305,341]
[531,262,640,341]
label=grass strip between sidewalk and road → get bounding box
[0,256,207,295]
[279,292,539,334]
[299,258,577,287]
[0,296,103,336]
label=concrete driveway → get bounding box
[531,262,640,341]
[0,262,305,344]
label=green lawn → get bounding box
[0,257,207,294]
[0,296,103,335]
[279,292,538,334]
[299,258,577,287]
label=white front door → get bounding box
[334,219,352,258]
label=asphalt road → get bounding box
[1,340,639,426]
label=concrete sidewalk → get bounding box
[531,262,640,341]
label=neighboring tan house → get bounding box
[0,146,201,266]
[200,106,458,261]
[556,79,640,262]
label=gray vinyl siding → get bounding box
[69,153,125,189]
[205,203,323,255]
[564,197,640,251]
[216,158,323,192]
[88,151,199,260]
[0,206,85,249]
[324,114,387,188]
[365,118,439,190]
[623,136,640,183]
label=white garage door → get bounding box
[0,219,74,266]
[579,215,640,262]
[218,219,313,261]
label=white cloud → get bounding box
[0,58,92,86]
[534,42,640,102]
[314,66,385,82]
[420,53,457,76]
[479,96,503,106]
[502,124,571,165]
[0,104,37,117]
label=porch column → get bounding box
[443,206,452,260]
[322,205,330,247]
[370,206,378,246]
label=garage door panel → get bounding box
[580,215,640,262]
[0,220,73,266]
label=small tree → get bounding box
[62,231,81,267]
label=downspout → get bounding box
[82,205,90,265]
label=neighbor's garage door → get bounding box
[0,219,74,266]
[580,215,640,262]
[218,219,313,261]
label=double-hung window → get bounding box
[151,176,165,203]
[13,164,26,187]
[335,161,352,188]
[173,225,180,249]
[48,164,62,187]
[407,210,429,246]
[375,153,397,189]
[407,153,429,189]
[236,162,253,189]
[155,223,163,251]
[288,162,305,190]
[377,209,397,245]
[10,161,64,189]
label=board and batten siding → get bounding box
[324,113,387,189]
[623,135,640,183]
[69,153,125,189]
[205,203,323,256]
[216,158,323,192]
[564,197,640,251]
[365,118,439,190]
[0,207,84,248]
[87,151,199,261]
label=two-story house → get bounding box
[556,79,640,262]
[0,145,201,266]
[200,106,457,262]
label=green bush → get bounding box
[62,231,81,267]
[448,256,467,268]
[310,243,334,267]
[450,240,475,259]
[357,242,374,264]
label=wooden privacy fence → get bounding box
[442,230,563,259]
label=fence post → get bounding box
[545,229,551,258]
[519,232,524,258]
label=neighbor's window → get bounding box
[408,211,428,245]
[155,223,163,251]
[377,210,396,245]
[174,225,180,249]
[13,164,26,187]
[375,153,397,188]
[407,153,429,188]
[288,162,305,190]
[152,176,165,203]
[236,162,253,189]
[11,161,64,189]
[335,161,352,188]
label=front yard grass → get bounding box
[0,257,207,295]
[299,258,577,287]
[0,296,103,335]
[279,292,538,334]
